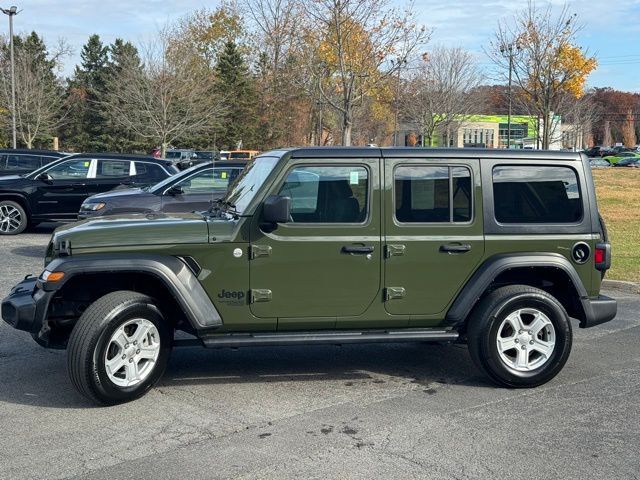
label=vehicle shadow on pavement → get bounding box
[160,342,490,390]
[11,245,48,258]
[0,342,489,409]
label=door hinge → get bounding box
[250,289,272,303]
[385,287,406,301]
[385,244,406,258]
[250,244,272,260]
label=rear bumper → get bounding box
[580,295,617,328]
[1,277,53,334]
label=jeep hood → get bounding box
[52,212,210,249]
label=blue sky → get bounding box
[12,0,640,92]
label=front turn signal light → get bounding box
[41,271,65,282]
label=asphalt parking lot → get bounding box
[0,226,639,480]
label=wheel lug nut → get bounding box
[133,341,137,345]
[521,345,526,350]
[122,354,126,360]
[519,330,523,334]
[129,358,133,363]
[125,343,129,348]
[527,331,532,335]
[529,341,534,345]
[136,349,140,354]
[515,339,519,343]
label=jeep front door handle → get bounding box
[439,243,472,253]
[341,245,375,255]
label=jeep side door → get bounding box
[249,158,381,330]
[382,155,485,320]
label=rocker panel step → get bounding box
[196,329,459,348]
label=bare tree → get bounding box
[0,36,70,148]
[621,109,637,147]
[489,2,597,149]
[401,46,484,147]
[301,0,429,145]
[559,92,601,150]
[102,30,225,157]
[241,0,307,147]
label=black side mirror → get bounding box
[263,195,291,224]
[166,185,184,196]
[36,172,52,183]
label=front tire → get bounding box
[67,291,172,405]
[467,285,572,388]
[0,200,28,235]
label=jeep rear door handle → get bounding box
[440,244,471,253]
[342,245,375,255]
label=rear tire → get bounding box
[0,200,28,235]
[467,285,572,388]
[67,291,172,405]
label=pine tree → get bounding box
[63,35,110,152]
[103,39,146,152]
[213,41,258,150]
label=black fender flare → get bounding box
[445,253,588,327]
[41,254,222,330]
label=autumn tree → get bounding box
[301,0,428,146]
[0,32,70,149]
[490,2,597,149]
[170,4,247,71]
[401,46,484,147]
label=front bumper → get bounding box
[580,295,617,328]
[2,276,53,334]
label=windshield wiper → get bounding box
[207,198,240,219]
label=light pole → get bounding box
[500,42,521,149]
[1,6,18,149]
[391,57,406,146]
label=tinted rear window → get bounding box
[493,165,582,224]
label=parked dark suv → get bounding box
[78,161,247,219]
[0,149,67,176]
[2,148,616,404]
[0,153,178,234]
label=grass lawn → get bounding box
[592,168,640,282]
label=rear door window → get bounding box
[394,165,472,223]
[492,165,582,224]
[6,154,42,171]
[96,160,131,178]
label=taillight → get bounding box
[595,243,611,271]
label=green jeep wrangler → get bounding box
[2,147,617,404]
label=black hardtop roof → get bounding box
[65,152,172,163]
[265,146,583,161]
[0,148,67,156]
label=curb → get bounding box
[602,279,640,295]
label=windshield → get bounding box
[224,156,279,214]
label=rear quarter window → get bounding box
[492,165,582,224]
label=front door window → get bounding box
[46,159,91,179]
